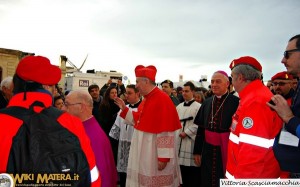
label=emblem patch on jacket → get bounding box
[242,117,253,129]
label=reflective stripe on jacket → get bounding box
[226,80,282,179]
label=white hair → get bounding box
[0,76,13,91]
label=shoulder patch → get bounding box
[231,120,237,132]
[242,117,253,129]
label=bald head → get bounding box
[62,90,93,121]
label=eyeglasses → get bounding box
[272,82,287,86]
[284,49,300,59]
[63,102,82,107]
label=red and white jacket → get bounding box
[0,92,101,187]
[226,80,282,179]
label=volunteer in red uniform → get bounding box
[226,56,282,179]
[0,56,101,187]
[271,71,294,106]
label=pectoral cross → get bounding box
[209,121,215,128]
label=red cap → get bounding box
[229,56,262,72]
[271,71,293,81]
[135,65,157,82]
[16,56,61,85]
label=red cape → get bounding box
[132,87,181,133]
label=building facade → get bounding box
[0,48,34,82]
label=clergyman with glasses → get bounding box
[62,90,118,187]
[268,34,300,178]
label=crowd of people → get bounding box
[0,34,300,187]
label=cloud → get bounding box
[0,0,300,84]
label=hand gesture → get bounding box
[267,94,294,123]
[158,161,167,171]
[114,97,126,111]
[194,154,202,166]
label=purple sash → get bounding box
[205,130,230,174]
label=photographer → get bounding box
[100,77,126,98]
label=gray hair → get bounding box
[69,90,93,107]
[0,76,13,91]
[232,64,262,81]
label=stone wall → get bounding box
[0,48,34,82]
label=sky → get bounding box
[1,0,300,85]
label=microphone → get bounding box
[180,116,194,122]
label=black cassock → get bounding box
[193,93,239,187]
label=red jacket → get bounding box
[226,80,282,179]
[0,92,101,187]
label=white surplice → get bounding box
[126,130,181,187]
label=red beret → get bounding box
[16,56,61,85]
[229,56,262,72]
[135,65,157,82]
[271,71,293,81]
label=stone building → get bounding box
[0,48,34,82]
[0,48,123,93]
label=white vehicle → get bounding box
[59,55,123,92]
[64,70,123,92]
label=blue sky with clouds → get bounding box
[1,0,300,84]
